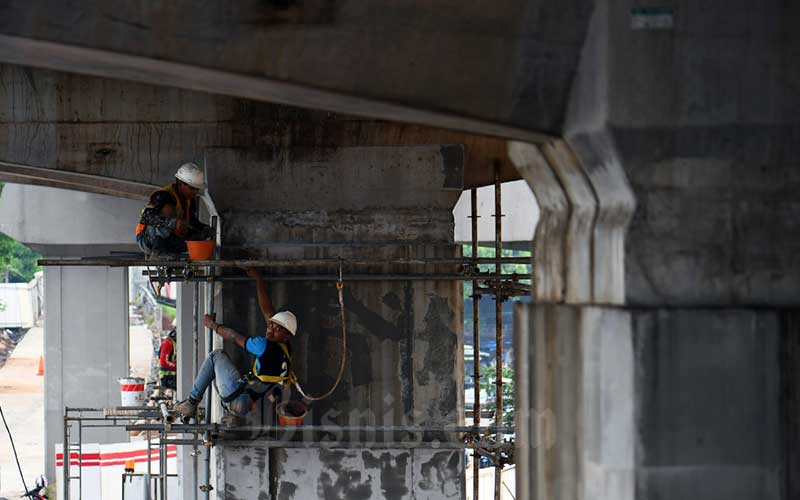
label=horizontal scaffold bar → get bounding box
[39,256,532,268]
[147,273,532,283]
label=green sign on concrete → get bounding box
[631,6,674,30]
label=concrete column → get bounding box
[205,145,465,499]
[176,282,198,500]
[515,303,634,500]
[43,266,129,481]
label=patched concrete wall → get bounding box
[632,308,784,500]
[206,145,465,498]
[218,447,463,500]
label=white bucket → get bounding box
[119,377,146,407]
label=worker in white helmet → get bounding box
[174,268,297,426]
[135,162,213,257]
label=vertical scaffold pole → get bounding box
[192,282,200,500]
[494,168,504,500]
[63,413,70,500]
[203,215,217,499]
[159,430,167,500]
[471,188,481,500]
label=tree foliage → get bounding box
[0,233,41,282]
[0,182,43,283]
[480,364,515,428]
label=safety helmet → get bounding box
[269,311,298,336]
[175,162,205,190]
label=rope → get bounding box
[291,263,347,402]
[0,405,33,499]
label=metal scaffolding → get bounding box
[61,407,514,500]
[41,181,528,500]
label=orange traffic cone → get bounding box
[36,355,44,376]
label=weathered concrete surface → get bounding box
[0,183,143,254]
[43,266,129,480]
[632,308,784,500]
[205,145,464,498]
[563,0,800,306]
[509,139,633,305]
[515,303,634,500]
[509,141,568,303]
[0,62,528,192]
[0,0,592,138]
[218,447,463,500]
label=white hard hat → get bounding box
[175,162,205,190]
[269,311,298,336]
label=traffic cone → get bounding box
[36,355,44,376]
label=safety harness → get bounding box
[222,265,348,405]
[158,337,177,378]
[135,183,192,236]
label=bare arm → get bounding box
[203,314,247,349]
[246,268,275,321]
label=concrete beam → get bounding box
[508,141,567,303]
[0,160,155,200]
[0,33,555,144]
[541,140,597,303]
[568,132,635,305]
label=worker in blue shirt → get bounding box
[174,268,297,426]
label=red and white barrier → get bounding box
[56,441,177,500]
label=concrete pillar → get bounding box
[205,145,465,499]
[43,266,129,481]
[514,303,634,500]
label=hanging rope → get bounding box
[292,263,347,402]
[0,405,33,499]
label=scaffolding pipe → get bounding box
[494,169,504,500]
[159,429,167,500]
[39,257,532,267]
[125,423,513,433]
[147,273,526,283]
[204,223,216,500]
[217,440,515,450]
[63,414,70,500]
[471,187,481,500]
[192,281,200,500]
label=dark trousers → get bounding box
[160,374,177,390]
[137,225,187,255]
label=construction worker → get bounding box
[135,162,213,257]
[158,321,178,391]
[173,269,296,426]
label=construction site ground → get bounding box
[0,323,153,497]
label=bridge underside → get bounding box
[1,1,799,499]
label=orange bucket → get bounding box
[277,401,308,426]
[186,240,215,260]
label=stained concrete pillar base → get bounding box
[514,303,633,500]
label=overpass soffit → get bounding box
[0,25,563,145]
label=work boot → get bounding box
[173,398,198,419]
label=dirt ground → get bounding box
[0,326,43,497]
[0,320,154,497]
